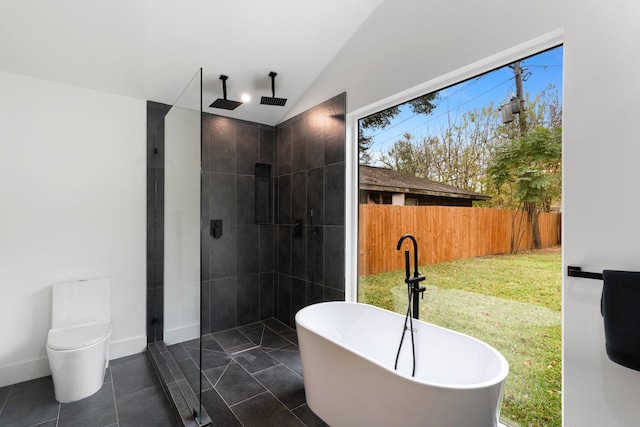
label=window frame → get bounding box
[344,30,564,302]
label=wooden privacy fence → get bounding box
[359,205,561,276]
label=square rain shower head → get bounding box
[209,98,243,110]
[261,72,287,106]
[260,96,287,106]
[210,74,243,110]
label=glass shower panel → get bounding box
[164,72,201,346]
[161,68,208,425]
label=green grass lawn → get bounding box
[359,248,562,427]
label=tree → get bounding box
[379,104,500,193]
[487,126,562,251]
[484,86,562,252]
[358,92,439,161]
[374,86,562,253]
[429,105,498,191]
[379,133,418,175]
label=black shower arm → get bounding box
[269,71,277,97]
[220,75,229,100]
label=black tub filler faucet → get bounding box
[396,234,426,320]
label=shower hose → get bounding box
[394,283,417,377]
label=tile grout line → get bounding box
[277,359,304,380]
[264,323,299,347]
[259,325,266,346]
[240,326,308,425]
[212,384,247,427]
[290,402,306,412]
[0,384,12,415]
[235,323,270,347]
[211,359,234,390]
[198,322,310,426]
[109,365,120,427]
[224,338,290,413]
[230,345,260,356]
[227,390,271,409]
[267,345,300,354]
[248,361,285,377]
[206,362,251,412]
[290,407,309,427]
[255,325,311,426]
[248,373,306,426]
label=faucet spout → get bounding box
[396,234,426,320]
[397,234,420,279]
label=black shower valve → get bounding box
[211,219,222,238]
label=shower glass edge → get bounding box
[152,67,210,426]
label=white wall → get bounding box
[291,0,640,424]
[0,70,146,387]
[563,1,640,425]
[284,0,563,122]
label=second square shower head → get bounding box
[260,72,287,106]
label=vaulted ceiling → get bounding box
[0,0,387,125]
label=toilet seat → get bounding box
[47,322,111,351]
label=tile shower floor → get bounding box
[0,318,328,427]
[164,318,328,427]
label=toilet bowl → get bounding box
[46,279,111,403]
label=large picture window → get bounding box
[356,45,563,427]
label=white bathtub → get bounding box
[295,301,509,427]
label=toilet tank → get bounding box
[51,279,110,329]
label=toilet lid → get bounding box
[47,321,111,350]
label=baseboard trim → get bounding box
[0,357,50,388]
[109,335,147,360]
[0,335,147,388]
[163,324,199,346]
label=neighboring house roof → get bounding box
[359,165,491,201]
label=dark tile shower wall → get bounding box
[149,94,346,337]
[274,93,347,327]
[201,115,277,333]
[146,101,171,343]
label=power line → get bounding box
[526,64,562,68]
[363,60,561,154]
[369,75,514,150]
[367,74,489,140]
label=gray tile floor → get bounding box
[0,353,178,427]
[0,318,328,427]
[166,318,328,427]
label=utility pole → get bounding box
[511,61,527,137]
[510,60,542,249]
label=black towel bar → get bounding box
[567,266,603,280]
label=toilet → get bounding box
[46,279,111,403]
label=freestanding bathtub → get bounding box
[295,301,509,427]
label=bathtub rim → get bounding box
[295,300,509,390]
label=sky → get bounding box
[361,45,563,164]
